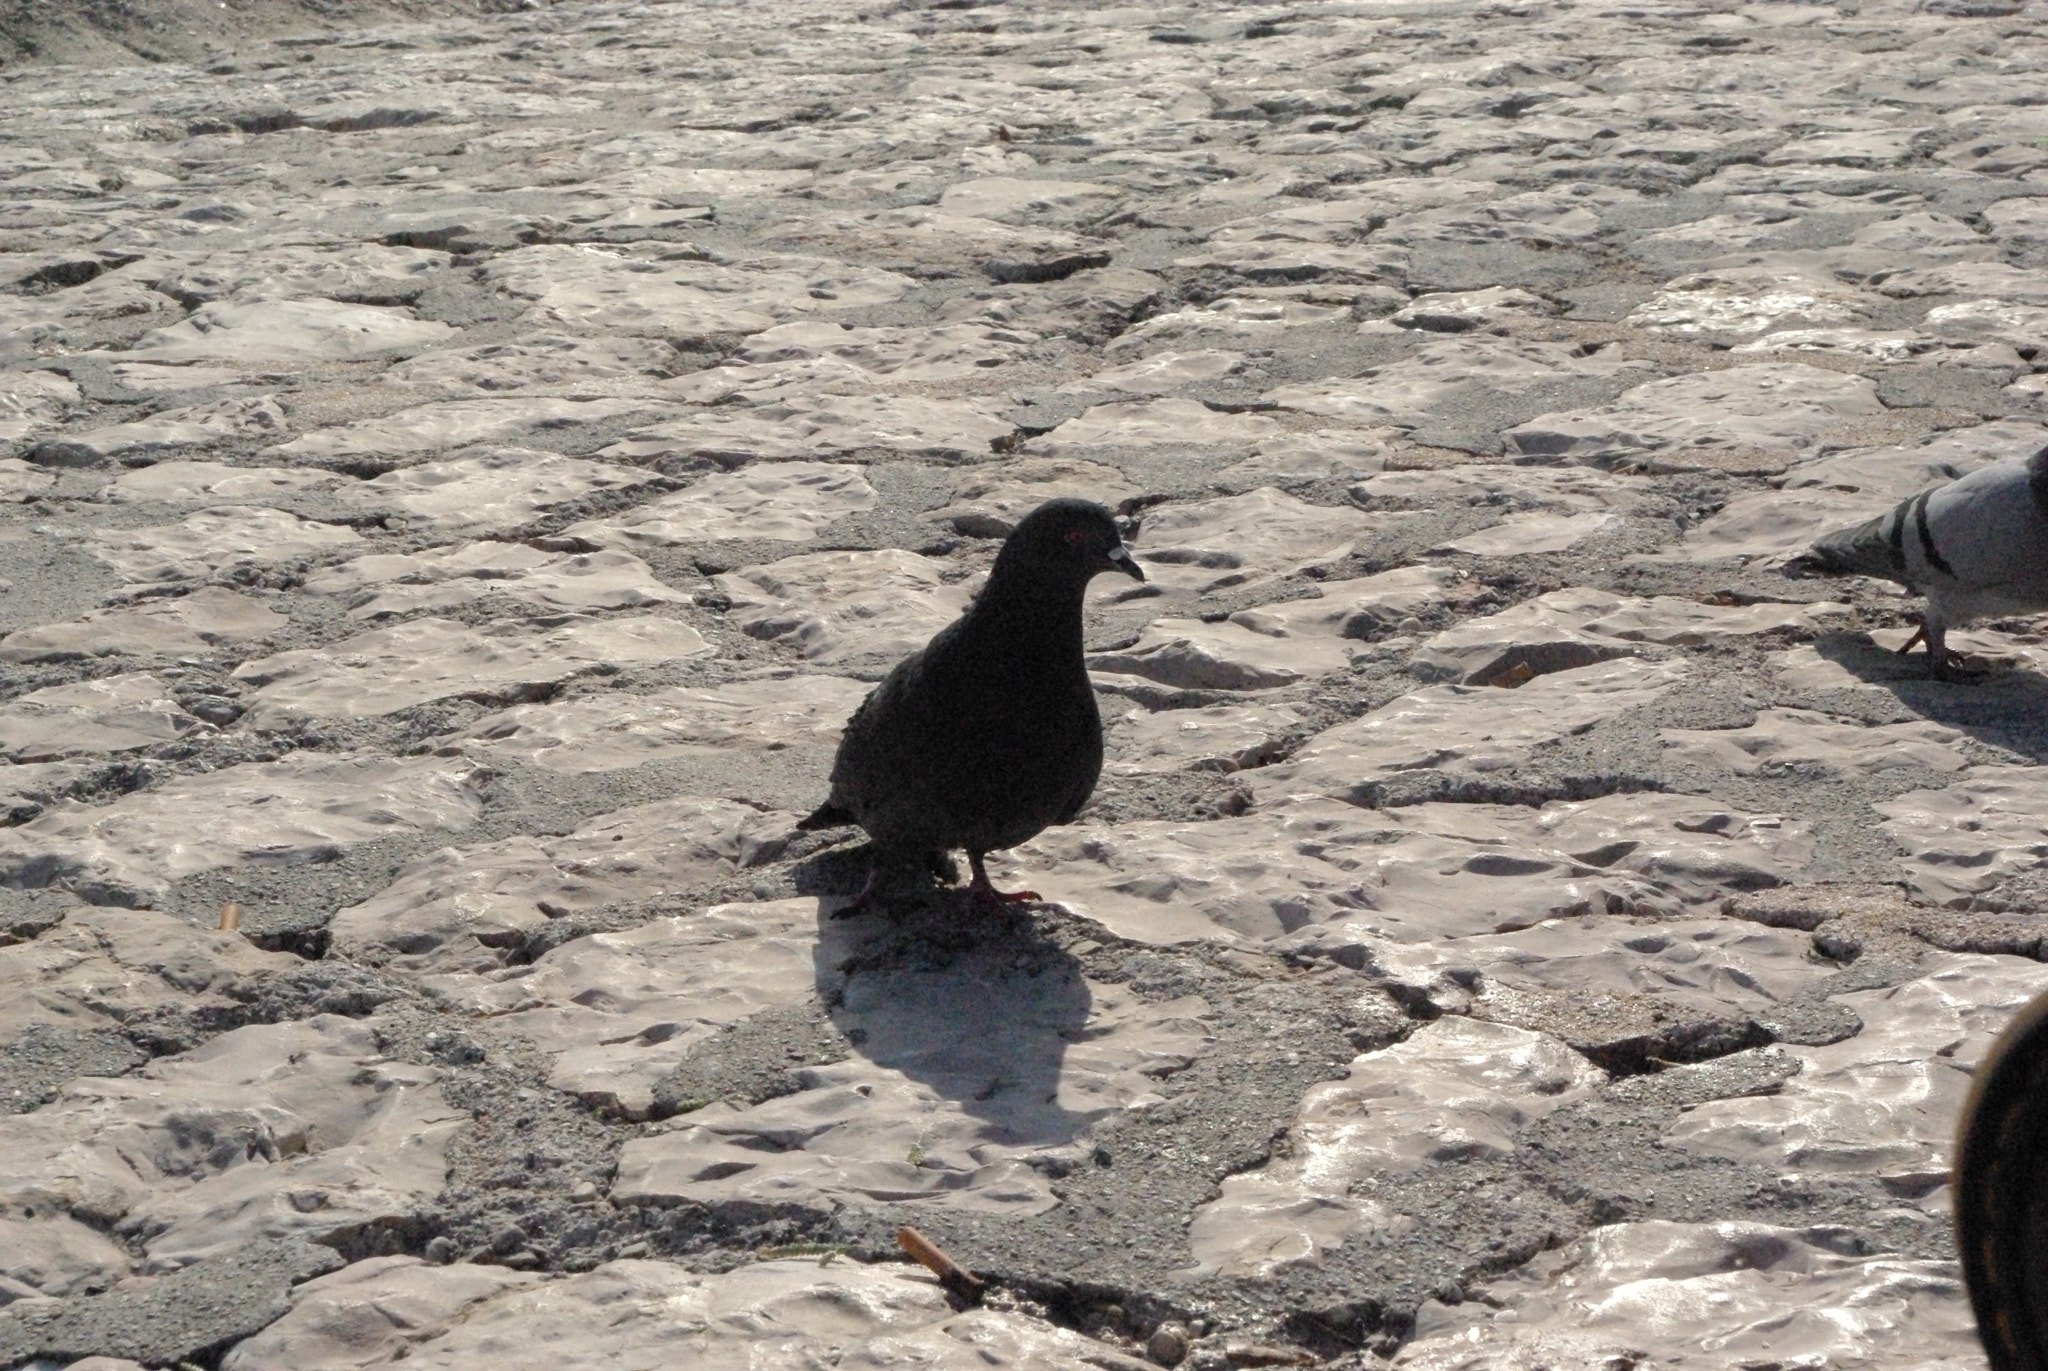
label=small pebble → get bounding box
[490,1223,528,1255]
[183,696,243,726]
[1147,1323,1190,1367]
[424,1236,456,1265]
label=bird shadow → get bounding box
[1810,631,2048,761]
[804,867,1097,1151]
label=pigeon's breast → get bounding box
[943,674,1101,851]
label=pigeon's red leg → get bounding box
[965,852,1039,911]
[832,865,885,919]
[1898,622,1928,657]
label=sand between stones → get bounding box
[5,0,2048,1363]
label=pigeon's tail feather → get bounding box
[798,801,855,831]
[1797,504,1910,582]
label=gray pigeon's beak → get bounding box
[1104,543,1145,582]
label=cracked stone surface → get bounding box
[4,0,2048,1366]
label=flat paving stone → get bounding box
[998,790,1811,947]
[1399,1218,1979,1370]
[1253,658,1691,807]
[715,549,974,664]
[1126,486,1385,596]
[271,398,657,468]
[1267,337,1654,434]
[0,371,80,444]
[0,1016,463,1272]
[7,0,2048,1361]
[223,1255,1152,1371]
[100,460,345,505]
[0,673,207,761]
[600,396,1013,464]
[354,449,665,537]
[231,615,712,726]
[124,299,456,365]
[1509,363,1885,466]
[87,508,364,585]
[0,587,286,664]
[377,335,678,399]
[1032,396,1282,452]
[480,245,913,340]
[457,673,868,773]
[0,904,294,1050]
[0,753,484,906]
[611,915,1210,1216]
[333,795,797,975]
[32,396,287,464]
[563,461,876,548]
[1190,1017,1604,1279]
[304,543,688,620]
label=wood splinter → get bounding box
[896,1224,985,1306]
[217,903,242,932]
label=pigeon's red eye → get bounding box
[1065,529,1085,546]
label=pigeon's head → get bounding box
[999,498,1145,587]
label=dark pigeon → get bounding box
[1796,444,2048,678]
[798,497,1145,911]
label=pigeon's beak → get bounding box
[1103,543,1145,582]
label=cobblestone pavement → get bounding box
[5,0,2048,1365]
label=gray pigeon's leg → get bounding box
[1898,622,1928,657]
[1927,620,1949,678]
[927,850,961,886]
[965,851,1040,911]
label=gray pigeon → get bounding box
[1799,444,2048,677]
[798,498,1144,912]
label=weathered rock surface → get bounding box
[716,549,975,663]
[0,674,207,761]
[231,615,711,725]
[457,674,868,772]
[0,588,286,663]
[563,461,875,548]
[127,300,457,366]
[3,0,2047,1363]
[89,508,363,585]
[224,1255,1153,1371]
[0,1016,462,1273]
[332,801,797,976]
[304,544,688,620]
[0,754,484,906]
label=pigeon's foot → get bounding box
[831,866,885,919]
[1931,652,1990,683]
[1920,624,1989,682]
[968,881,1042,913]
[966,852,1040,912]
[1897,621,1986,681]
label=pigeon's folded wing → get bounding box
[1921,459,2048,593]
